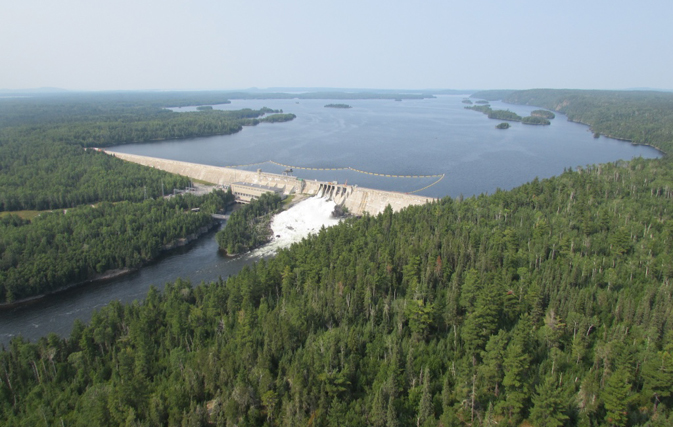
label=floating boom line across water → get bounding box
[269,161,349,172]
[227,160,444,179]
[220,160,269,168]
[408,174,445,194]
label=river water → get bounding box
[0,95,661,347]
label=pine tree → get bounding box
[479,330,508,398]
[498,339,530,424]
[371,388,386,427]
[386,396,399,427]
[529,374,569,427]
[602,369,632,427]
[641,348,673,412]
[417,366,433,426]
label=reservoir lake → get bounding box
[0,95,661,347]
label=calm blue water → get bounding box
[0,95,661,347]
[111,95,660,198]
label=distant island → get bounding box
[466,105,551,125]
[325,103,352,109]
[521,116,551,125]
[464,105,492,114]
[496,122,511,129]
[196,105,213,111]
[466,105,521,121]
[260,113,296,123]
[531,109,555,119]
[462,99,473,104]
[475,100,490,104]
[488,109,522,122]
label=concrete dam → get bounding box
[107,151,436,216]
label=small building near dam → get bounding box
[230,182,284,203]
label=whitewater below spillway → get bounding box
[252,196,342,257]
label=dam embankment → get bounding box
[106,151,435,215]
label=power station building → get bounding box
[230,182,284,203]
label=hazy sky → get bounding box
[2,0,672,91]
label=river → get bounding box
[0,95,661,347]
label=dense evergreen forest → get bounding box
[2,106,285,149]
[2,89,673,426]
[465,104,552,125]
[0,91,287,302]
[0,92,288,212]
[521,116,551,126]
[0,190,233,304]
[465,105,523,122]
[216,193,284,256]
[531,110,555,120]
[0,143,190,211]
[260,114,297,123]
[3,157,673,426]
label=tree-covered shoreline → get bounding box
[0,95,293,213]
[473,89,673,154]
[2,89,673,426]
[3,154,673,425]
[0,189,234,304]
[216,193,283,256]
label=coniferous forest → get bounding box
[2,90,673,426]
[216,193,284,256]
[0,190,234,304]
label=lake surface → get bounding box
[112,95,661,198]
[1,95,661,347]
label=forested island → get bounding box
[466,104,552,125]
[531,109,555,119]
[2,89,673,426]
[521,116,551,125]
[483,89,673,152]
[216,193,283,255]
[325,103,352,109]
[259,113,296,123]
[496,122,511,129]
[465,105,523,122]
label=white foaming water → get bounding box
[252,197,342,257]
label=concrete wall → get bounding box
[108,151,435,216]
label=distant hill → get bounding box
[0,87,69,95]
